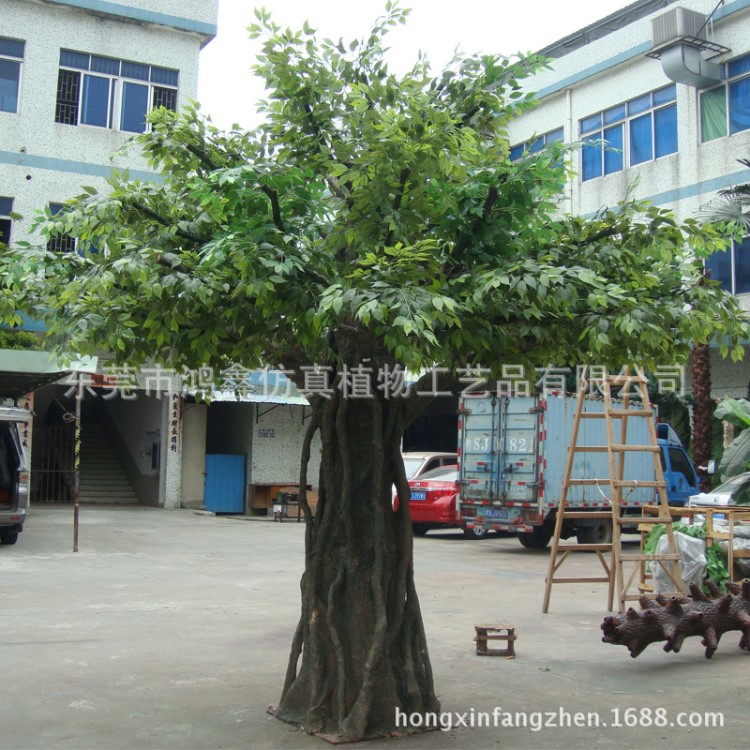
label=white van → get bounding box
[0,405,31,545]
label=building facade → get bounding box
[1,1,326,515]
[1,1,208,509]
[1,0,217,252]
[507,0,750,397]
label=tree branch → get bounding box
[443,184,499,277]
[185,141,219,172]
[260,185,284,232]
[326,175,348,202]
[578,224,620,247]
[384,168,410,247]
[300,102,352,205]
[134,202,207,245]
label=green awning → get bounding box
[0,349,97,398]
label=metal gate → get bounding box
[32,426,75,503]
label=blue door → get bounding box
[204,454,245,513]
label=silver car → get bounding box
[402,451,458,480]
[687,472,750,512]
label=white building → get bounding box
[507,0,750,397]
[1,0,217,253]
[1,1,323,514]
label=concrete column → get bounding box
[159,394,183,509]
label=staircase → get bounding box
[79,423,139,504]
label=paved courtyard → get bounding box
[0,506,748,749]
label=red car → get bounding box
[407,465,487,539]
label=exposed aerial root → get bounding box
[602,579,750,658]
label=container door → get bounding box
[460,395,538,503]
[204,454,245,513]
[496,396,539,502]
[460,394,500,501]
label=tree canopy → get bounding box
[1,5,745,375]
[1,3,748,741]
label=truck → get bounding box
[457,391,700,549]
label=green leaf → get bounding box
[714,398,750,429]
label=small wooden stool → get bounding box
[474,624,516,658]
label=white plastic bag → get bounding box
[717,529,750,577]
[650,531,707,594]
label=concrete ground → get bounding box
[0,506,748,750]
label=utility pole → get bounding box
[73,373,81,552]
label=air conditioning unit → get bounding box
[648,5,729,85]
[652,7,707,48]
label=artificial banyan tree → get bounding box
[601,580,750,659]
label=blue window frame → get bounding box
[0,196,12,247]
[701,53,750,142]
[580,84,677,181]
[120,81,149,132]
[603,125,623,172]
[582,134,602,179]
[705,237,750,295]
[0,37,24,114]
[654,105,678,157]
[47,203,77,254]
[46,203,101,256]
[55,50,178,132]
[81,75,113,127]
[629,114,652,165]
[509,127,564,161]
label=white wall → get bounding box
[250,405,322,490]
[102,394,162,474]
[705,351,750,399]
[45,0,220,32]
[1,0,216,245]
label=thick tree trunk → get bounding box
[691,343,713,491]
[272,383,440,741]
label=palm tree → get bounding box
[704,157,750,230]
[691,340,712,490]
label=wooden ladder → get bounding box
[542,366,684,613]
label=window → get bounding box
[45,203,101,256]
[54,50,178,133]
[0,37,24,114]
[705,236,750,295]
[46,203,77,253]
[509,127,564,161]
[580,84,677,181]
[701,53,750,142]
[668,447,698,487]
[0,197,12,247]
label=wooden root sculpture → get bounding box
[601,579,750,659]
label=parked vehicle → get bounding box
[687,472,750,511]
[457,392,700,549]
[402,451,458,480]
[408,465,487,539]
[0,405,31,545]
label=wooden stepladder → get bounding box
[542,366,684,613]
